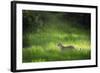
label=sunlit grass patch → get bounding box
[23,30,91,63]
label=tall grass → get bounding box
[22,31,91,63]
[23,46,90,62]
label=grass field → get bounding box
[22,11,91,63]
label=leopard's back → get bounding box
[58,43,75,50]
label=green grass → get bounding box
[23,46,90,62]
[22,31,91,63]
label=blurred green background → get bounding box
[22,10,91,63]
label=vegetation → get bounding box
[22,10,91,63]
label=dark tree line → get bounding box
[23,10,48,34]
[23,10,91,34]
[63,13,91,29]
